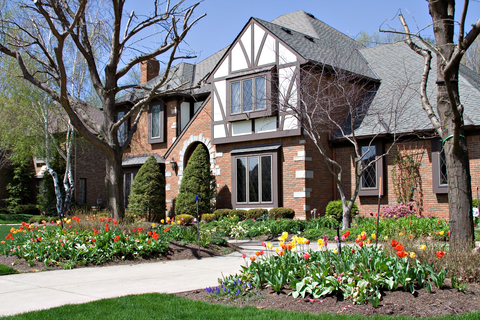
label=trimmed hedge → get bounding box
[175,214,194,225]
[228,209,247,220]
[325,200,359,222]
[201,213,216,223]
[13,204,41,216]
[246,208,268,220]
[269,207,295,219]
[213,209,231,220]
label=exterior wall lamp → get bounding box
[170,157,177,174]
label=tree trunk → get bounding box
[105,152,125,221]
[429,0,475,249]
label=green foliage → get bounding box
[13,204,40,216]
[229,209,247,220]
[201,213,216,223]
[128,156,166,222]
[5,157,35,210]
[213,209,231,220]
[175,214,194,225]
[246,208,268,220]
[175,144,216,216]
[269,207,295,219]
[0,263,19,275]
[325,200,358,222]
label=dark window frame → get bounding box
[231,148,279,208]
[358,140,384,197]
[226,71,275,121]
[431,138,448,194]
[148,101,165,144]
[116,110,130,145]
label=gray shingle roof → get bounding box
[339,41,480,138]
[255,12,377,79]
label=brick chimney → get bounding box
[140,58,160,84]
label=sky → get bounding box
[123,0,480,64]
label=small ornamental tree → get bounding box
[175,144,216,216]
[128,156,165,222]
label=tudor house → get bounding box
[117,10,480,219]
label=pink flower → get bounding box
[341,235,346,241]
[334,236,339,241]
[242,254,246,259]
[303,252,310,259]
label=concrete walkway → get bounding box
[0,240,340,317]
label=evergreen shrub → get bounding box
[325,200,358,221]
[201,213,216,223]
[175,214,194,225]
[246,208,268,220]
[269,207,295,219]
[175,144,216,216]
[213,209,231,220]
[229,209,247,220]
[128,156,166,222]
[13,204,40,215]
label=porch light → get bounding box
[170,158,177,172]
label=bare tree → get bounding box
[279,52,414,229]
[0,0,204,220]
[382,1,480,249]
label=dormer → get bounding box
[208,18,305,144]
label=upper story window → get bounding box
[358,141,384,196]
[148,102,165,144]
[231,76,266,114]
[116,111,129,145]
[226,70,275,122]
[431,138,448,194]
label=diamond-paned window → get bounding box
[439,148,447,185]
[361,145,377,189]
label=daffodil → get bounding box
[266,242,273,249]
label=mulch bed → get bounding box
[0,241,239,273]
[2,242,480,317]
[176,283,480,318]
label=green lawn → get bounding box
[1,293,479,320]
[0,224,16,240]
[0,214,34,225]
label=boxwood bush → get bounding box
[175,214,194,225]
[269,207,295,219]
[228,209,247,220]
[201,213,216,223]
[325,200,358,222]
[246,208,268,220]
[213,209,231,220]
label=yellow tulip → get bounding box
[439,231,444,236]
[275,248,279,253]
[151,223,156,228]
[409,252,416,259]
[166,217,170,222]
[161,219,165,224]
[318,239,325,249]
[420,245,427,251]
[384,236,388,241]
[399,232,404,236]
[371,233,376,240]
[333,249,338,254]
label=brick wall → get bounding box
[332,135,480,219]
[73,140,107,206]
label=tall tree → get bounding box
[0,0,204,220]
[384,1,480,249]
